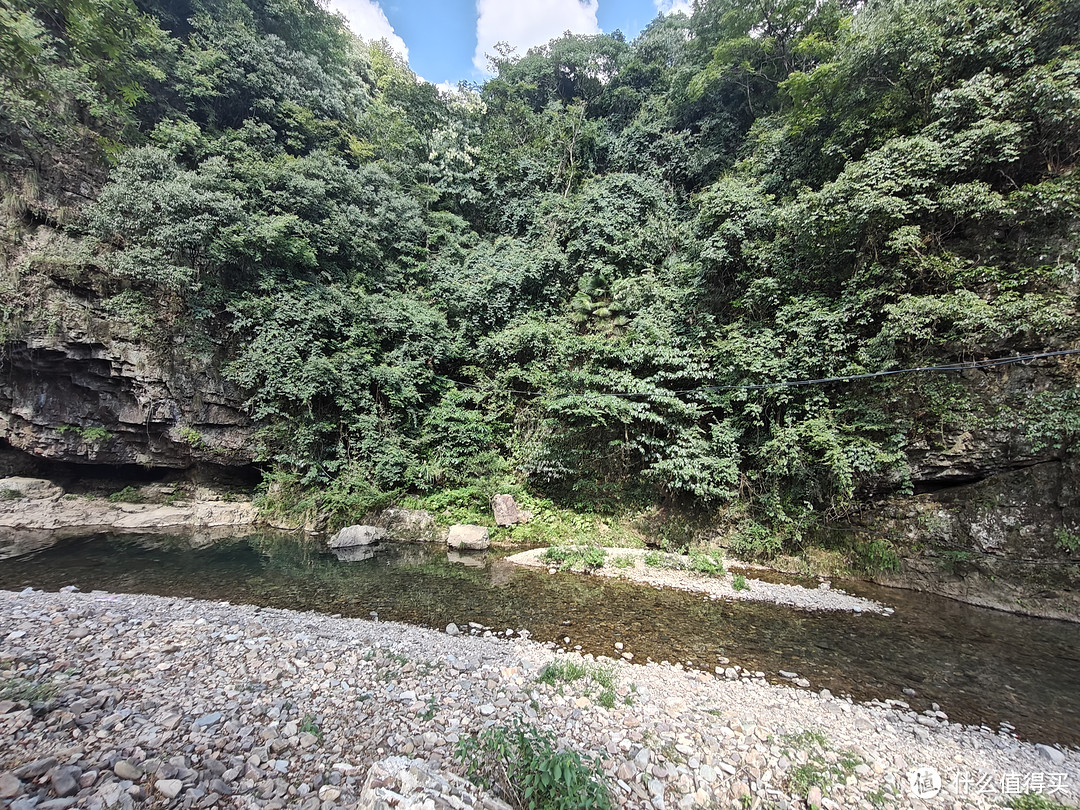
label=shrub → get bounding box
[727,520,783,559]
[853,539,901,574]
[108,485,144,503]
[456,719,613,810]
[732,573,749,591]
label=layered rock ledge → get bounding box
[0,477,259,560]
[1,589,1076,810]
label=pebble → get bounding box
[1036,743,1066,766]
[50,769,79,798]
[0,773,22,799]
[110,761,138,781]
[155,779,184,799]
[193,711,223,728]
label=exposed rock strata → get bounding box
[0,336,253,469]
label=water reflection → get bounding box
[331,546,376,562]
[0,532,1077,746]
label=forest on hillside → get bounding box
[2,0,1079,553]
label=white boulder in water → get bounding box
[446,524,489,550]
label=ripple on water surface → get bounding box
[1,532,1078,746]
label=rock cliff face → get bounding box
[0,222,256,470]
[0,335,253,468]
[841,361,1080,619]
[0,476,260,560]
[851,459,1080,620]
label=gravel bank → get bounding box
[505,547,892,615]
[1,588,1076,810]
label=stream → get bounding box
[1,531,1078,746]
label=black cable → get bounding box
[431,347,1080,399]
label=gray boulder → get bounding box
[328,525,385,549]
[447,524,490,550]
[359,757,512,810]
[491,494,534,527]
[378,507,440,542]
[0,477,63,500]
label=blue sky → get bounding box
[326,0,691,88]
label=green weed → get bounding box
[456,720,613,810]
[0,676,59,703]
[732,573,749,591]
[299,714,323,740]
[420,696,438,721]
[780,729,861,799]
[1054,527,1080,554]
[542,545,607,572]
[1006,793,1072,810]
[108,485,144,503]
[688,549,725,576]
[537,660,589,686]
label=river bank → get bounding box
[1,588,1075,810]
[0,477,259,560]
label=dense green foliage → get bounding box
[2,0,1078,545]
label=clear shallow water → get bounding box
[1,532,1078,746]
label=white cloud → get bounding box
[327,0,409,61]
[473,0,601,74]
[654,0,694,16]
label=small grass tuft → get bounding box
[1006,794,1073,810]
[299,714,323,740]
[732,573,749,591]
[537,660,589,685]
[0,676,59,703]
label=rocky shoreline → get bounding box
[1,588,1076,810]
[0,477,259,561]
[505,547,893,616]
